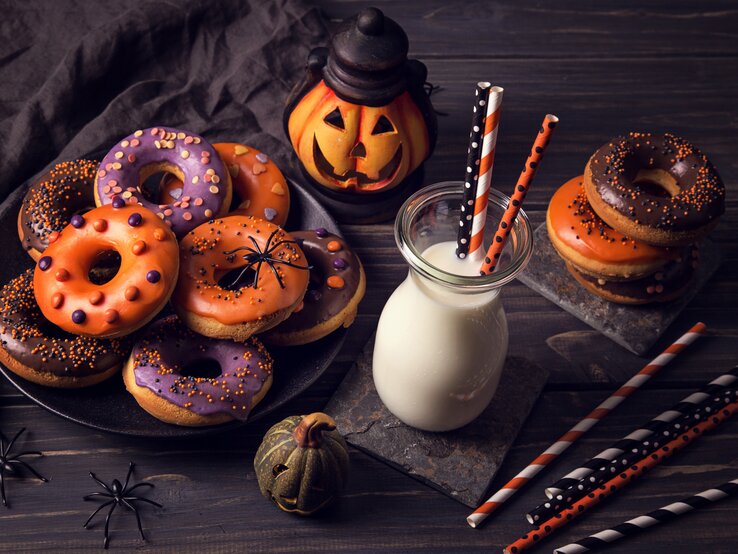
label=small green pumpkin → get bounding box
[254,412,350,515]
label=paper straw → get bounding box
[554,478,738,554]
[528,386,737,523]
[456,82,491,258]
[503,398,738,553]
[479,113,558,275]
[467,86,504,257]
[465,322,706,529]
[544,366,738,500]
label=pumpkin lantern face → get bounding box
[288,81,429,193]
[254,413,350,515]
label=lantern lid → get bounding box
[324,7,411,106]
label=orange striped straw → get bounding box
[467,86,504,257]
[503,396,738,553]
[479,113,558,275]
[466,322,707,529]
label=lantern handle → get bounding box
[293,413,337,448]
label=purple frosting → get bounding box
[96,127,229,237]
[131,317,273,421]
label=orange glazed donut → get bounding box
[33,201,179,338]
[173,215,309,341]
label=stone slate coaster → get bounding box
[517,223,721,355]
[325,336,548,508]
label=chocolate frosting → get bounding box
[96,127,230,237]
[0,270,129,377]
[19,159,98,255]
[131,316,273,421]
[272,229,362,334]
[587,132,724,231]
[568,246,698,302]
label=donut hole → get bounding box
[633,169,680,197]
[87,250,122,285]
[216,266,258,291]
[179,358,222,379]
[137,163,186,205]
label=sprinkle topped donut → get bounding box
[33,203,179,338]
[94,127,232,237]
[0,270,130,387]
[123,315,273,425]
[264,229,366,346]
[173,215,309,341]
[584,132,725,246]
[547,176,679,280]
[18,159,98,260]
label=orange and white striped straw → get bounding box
[479,113,558,275]
[466,322,707,529]
[467,86,504,257]
[504,396,737,553]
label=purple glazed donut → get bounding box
[94,127,232,237]
[122,315,273,426]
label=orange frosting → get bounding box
[548,176,673,264]
[33,204,179,337]
[174,215,309,325]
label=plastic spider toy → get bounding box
[83,462,162,549]
[0,427,47,508]
[223,227,310,290]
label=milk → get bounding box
[372,241,508,432]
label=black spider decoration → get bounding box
[0,427,47,508]
[223,227,310,290]
[83,462,162,549]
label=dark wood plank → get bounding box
[321,0,738,58]
[1,389,736,553]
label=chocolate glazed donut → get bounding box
[263,228,366,346]
[18,159,98,261]
[123,315,273,426]
[566,246,699,305]
[584,132,725,246]
[0,270,130,388]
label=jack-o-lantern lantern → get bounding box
[284,8,437,219]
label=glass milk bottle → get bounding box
[373,182,532,432]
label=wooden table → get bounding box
[2,1,736,552]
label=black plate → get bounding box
[0,169,345,437]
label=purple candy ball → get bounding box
[112,196,126,209]
[71,309,86,324]
[333,258,349,270]
[128,212,143,227]
[315,227,328,238]
[263,208,277,221]
[38,256,52,271]
[70,214,85,228]
[146,270,161,283]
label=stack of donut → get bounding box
[3,126,365,427]
[547,132,724,304]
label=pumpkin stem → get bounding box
[293,413,337,448]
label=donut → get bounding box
[122,316,273,426]
[584,132,725,246]
[263,229,365,345]
[33,202,179,338]
[18,159,98,260]
[0,270,130,388]
[173,215,309,341]
[157,143,291,226]
[547,176,680,280]
[94,127,232,237]
[566,246,699,305]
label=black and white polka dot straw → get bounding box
[554,478,738,553]
[456,81,490,258]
